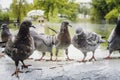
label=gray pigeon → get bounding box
[53,21,72,61]
[105,18,120,59]
[72,27,105,62]
[30,30,54,61]
[4,20,35,78]
[1,24,11,42]
[0,24,11,47]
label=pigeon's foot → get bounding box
[50,57,53,61]
[66,58,74,61]
[77,59,87,63]
[89,56,96,61]
[11,68,23,78]
[81,59,87,62]
[53,58,61,62]
[46,58,53,61]
[21,64,31,69]
[104,56,111,59]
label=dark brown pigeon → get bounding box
[4,20,35,78]
[105,17,120,59]
[53,21,72,61]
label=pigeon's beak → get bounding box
[31,25,36,28]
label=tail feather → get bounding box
[48,27,57,34]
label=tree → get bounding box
[105,0,120,23]
[34,0,78,22]
[10,0,34,23]
[91,0,120,23]
[91,0,109,22]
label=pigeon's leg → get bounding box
[21,60,31,69]
[50,52,53,61]
[104,50,112,59]
[35,52,46,61]
[89,51,96,61]
[12,61,23,78]
[81,53,87,62]
[65,49,73,61]
[55,49,59,61]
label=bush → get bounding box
[105,8,118,23]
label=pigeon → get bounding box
[4,20,35,78]
[0,24,11,47]
[72,27,106,62]
[105,17,120,59]
[1,24,11,42]
[53,21,72,61]
[30,30,54,61]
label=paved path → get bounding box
[0,56,120,80]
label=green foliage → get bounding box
[10,0,34,22]
[91,0,120,23]
[0,10,9,23]
[105,8,119,23]
[34,0,78,22]
[91,0,108,22]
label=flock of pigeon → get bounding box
[0,17,120,78]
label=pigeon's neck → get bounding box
[18,27,30,38]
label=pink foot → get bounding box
[89,56,96,61]
[104,56,111,59]
[66,58,74,61]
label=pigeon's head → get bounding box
[60,21,72,33]
[75,27,84,35]
[1,24,9,30]
[20,20,35,29]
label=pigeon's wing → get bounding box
[39,34,54,46]
[108,28,116,43]
[86,32,99,46]
[4,36,17,57]
[30,30,39,36]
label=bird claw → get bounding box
[66,58,74,61]
[21,65,31,69]
[104,56,111,59]
[11,69,23,78]
[53,58,61,62]
[77,60,87,63]
[46,59,53,61]
[89,56,96,61]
